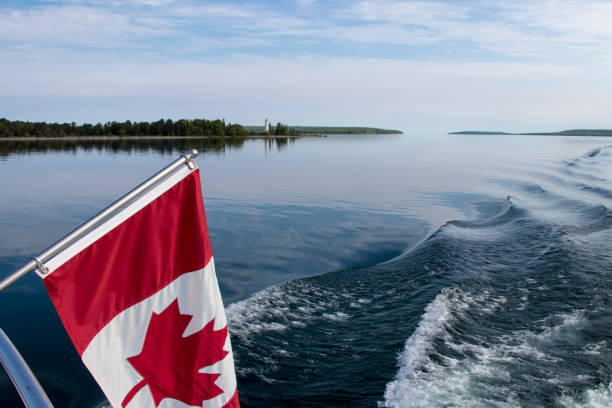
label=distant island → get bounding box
[0,118,402,139]
[450,129,612,136]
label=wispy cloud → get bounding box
[2,0,612,62]
[295,0,316,8]
[346,0,467,24]
[167,3,256,19]
[495,1,612,58]
[0,5,174,50]
[339,0,612,61]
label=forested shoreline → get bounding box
[0,118,402,138]
[0,118,297,138]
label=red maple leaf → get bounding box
[121,300,229,407]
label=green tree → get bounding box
[211,120,225,136]
[274,122,289,135]
[225,123,245,137]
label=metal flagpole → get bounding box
[0,149,199,293]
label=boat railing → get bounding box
[0,328,53,407]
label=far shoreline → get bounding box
[449,129,612,137]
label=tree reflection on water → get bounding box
[0,137,298,159]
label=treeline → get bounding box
[0,118,401,138]
[292,126,402,134]
[0,118,248,138]
[270,122,298,136]
[243,125,402,134]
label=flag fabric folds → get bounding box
[38,164,239,408]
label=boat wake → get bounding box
[227,145,612,407]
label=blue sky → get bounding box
[1,0,612,132]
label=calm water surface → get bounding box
[0,134,611,407]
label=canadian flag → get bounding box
[37,164,239,408]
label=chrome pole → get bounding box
[0,328,53,407]
[0,149,198,292]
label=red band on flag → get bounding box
[223,390,240,408]
[43,170,212,354]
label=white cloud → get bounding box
[0,6,173,49]
[127,0,175,6]
[495,1,612,59]
[167,4,256,19]
[347,0,467,24]
[2,0,612,62]
[342,0,612,61]
[295,0,316,8]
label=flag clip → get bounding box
[183,149,199,170]
[33,256,49,275]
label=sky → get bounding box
[1,0,612,132]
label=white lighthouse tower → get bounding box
[264,118,270,133]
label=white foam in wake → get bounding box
[559,383,612,408]
[381,287,474,408]
[225,280,354,343]
[380,289,591,407]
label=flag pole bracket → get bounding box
[183,149,199,170]
[32,257,48,276]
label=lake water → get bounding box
[0,134,611,407]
